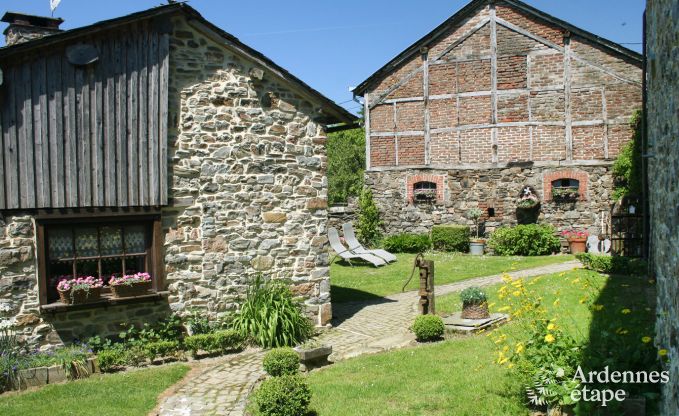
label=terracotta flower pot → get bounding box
[58,287,102,305]
[568,237,587,254]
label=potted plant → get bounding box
[466,208,485,255]
[57,276,104,305]
[294,339,332,371]
[109,272,152,298]
[460,286,490,319]
[561,229,589,254]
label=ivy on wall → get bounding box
[612,110,643,200]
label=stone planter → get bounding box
[110,281,152,298]
[469,241,485,255]
[14,358,98,390]
[294,344,332,371]
[57,287,102,305]
[461,301,490,320]
[567,238,587,254]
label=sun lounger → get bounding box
[342,223,397,263]
[328,227,386,267]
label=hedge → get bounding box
[382,233,431,253]
[431,225,470,252]
[575,253,647,275]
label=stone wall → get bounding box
[646,1,679,414]
[0,14,334,348]
[366,164,614,236]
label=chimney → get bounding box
[1,12,63,46]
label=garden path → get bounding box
[154,259,580,415]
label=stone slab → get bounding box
[443,312,509,333]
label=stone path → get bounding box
[155,259,580,415]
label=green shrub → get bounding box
[251,374,312,416]
[575,253,647,275]
[143,340,181,360]
[232,277,313,348]
[356,188,382,248]
[97,345,148,372]
[431,225,470,252]
[184,330,243,357]
[488,224,560,256]
[327,128,365,204]
[263,348,300,377]
[460,286,487,304]
[411,315,445,342]
[382,233,431,253]
[612,110,642,199]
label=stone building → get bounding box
[0,4,354,347]
[352,0,642,235]
[645,1,679,413]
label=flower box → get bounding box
[110,280,152,298]
[109,272,153,298]
[551,186,580,201]
[57,287,102,305]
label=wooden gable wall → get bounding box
[0,20,169,210]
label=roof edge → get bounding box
[353,0,642,97]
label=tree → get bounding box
[612,110,642,200]
[327,128,365,205]
[356,188,382,248]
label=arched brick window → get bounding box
[544,171,588,201]
[407,175,444,204]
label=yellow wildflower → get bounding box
[502,345,509,353]
[659,349,668,357]
[547,323,557,331]
[545,334,555,343]
[502,274,513,283]
[559,272,566,277]
[641,336,652,344]
[592,304,604,311]
[553,299,560,307]
[498,357,509,365]
[571,278,580,284]
[511,279,523,288]
[512,290,521,297]
[515,343,525,354]
[498,306,511,312]
[621,308,632,314]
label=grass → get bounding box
[0,364,189,416]
[309,269,658,415]
[330,252,574,303]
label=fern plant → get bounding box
[231,276,313,348]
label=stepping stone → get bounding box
[442,312,509,333]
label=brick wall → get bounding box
[366,0,641,169]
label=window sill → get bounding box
[39,291,169,314]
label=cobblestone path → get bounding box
[155,260,580,415]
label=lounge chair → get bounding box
[342,223,397,263]
[328,227,386,267]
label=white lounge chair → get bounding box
[328,227,386,267]
[342,223,397,263]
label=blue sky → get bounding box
[0,1,644,114]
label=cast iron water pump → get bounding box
[403,253,435,315]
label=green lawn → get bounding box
[309,269,658,415]
[331,252,574,303]
[0,364,189,416]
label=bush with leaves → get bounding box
[382,233,431,253]
[431,225,469,252]
[143,340,181,361]
[184,310,231,335]
[411,315,445,342]
[327,128,365,205]
[612,110,642,200]
[356,188,382,248]
[96,344,147,372]
[231,277,313,348]
[488,224,560,256]
[184,330,243,358]
[263,348,300,377]
[575,253,647,275]
[251,374,312,416]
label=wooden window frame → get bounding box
[36,212,164,306]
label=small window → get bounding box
[551,178,580,201]
[413,181,437,203]
[41,217,160,305]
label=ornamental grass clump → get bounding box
[231,276,313,348]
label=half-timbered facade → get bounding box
[0,4,354,347]
[353,0,642,235]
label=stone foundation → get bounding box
[366,164,614,236]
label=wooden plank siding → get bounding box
[0,24,169,210]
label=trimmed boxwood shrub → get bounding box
[411,315,445,342]
[575,253,647,275]
[263,348,299,377]
[251,374,312,416]
[382,233,431,253]
[431,225,470,252]
[184,330,243,357]
[487,224,560,256]
[143,340,181,360]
